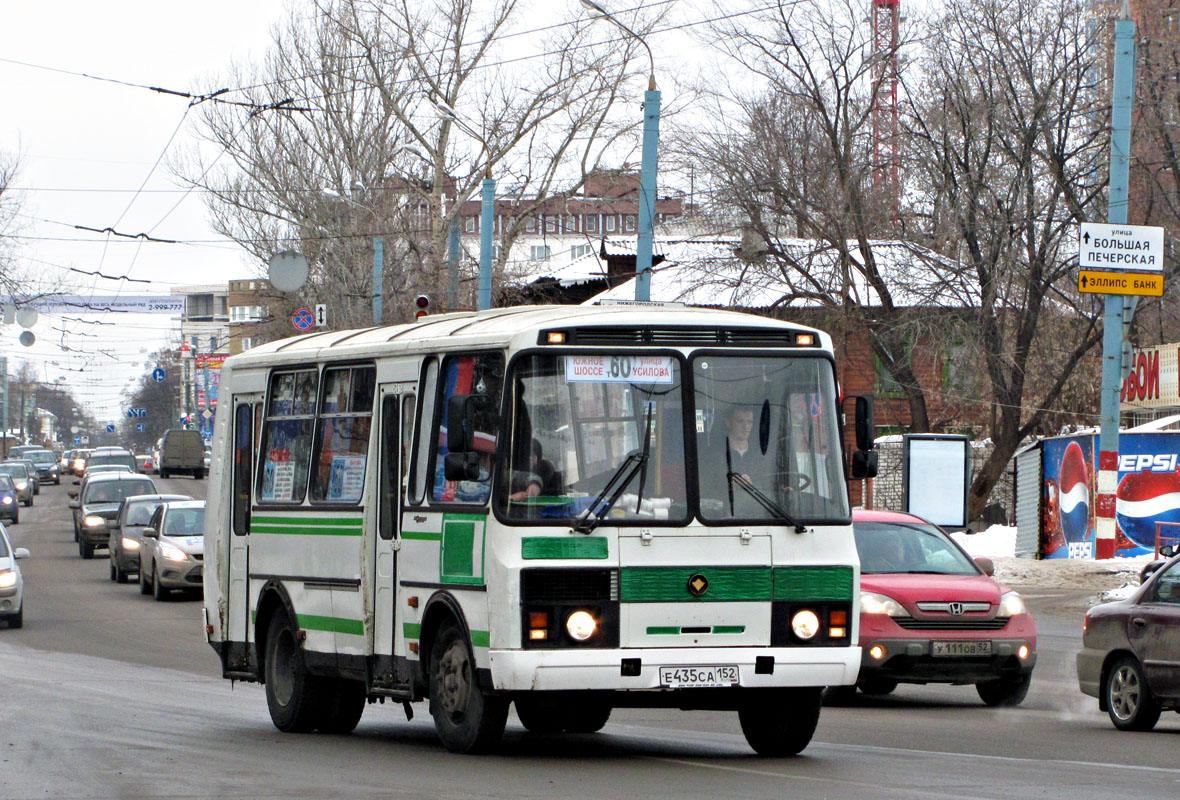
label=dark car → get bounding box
[1077,547,1180,731]
[78,449,138,480]
[0,475,19,524]
[841,509,1037,706]
[25,449,61,485]
[108,493,192,583]
[68,473,157,559]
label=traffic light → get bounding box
[415,295,429,319]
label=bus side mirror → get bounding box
[446,393,491,454]
[850,449,878,479]
[855,395,875,451]
[444,452,482,481]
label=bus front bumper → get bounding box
[488,646,860,692]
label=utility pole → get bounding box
[1095,2,1136,560]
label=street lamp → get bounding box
[323,186,384,326]
[435,102,496,311]
[582,0,660,302]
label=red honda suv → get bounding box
[842,509,1037,706]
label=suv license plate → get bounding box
[658,665,739,688]
[932,641,992,657]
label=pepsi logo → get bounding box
[1115,469,1180,549]
[1058,441,1091,545]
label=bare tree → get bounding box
[908,0,1107,517]
[178,0,650,327]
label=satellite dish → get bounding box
[268,251,310,293]
[16,307,38,328]
[19,330,35,347]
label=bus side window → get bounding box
[257,369,318,504]
[409,359,438,504]
[232,403,253,535]
[310,365,375,504]
[379,395,398,540]
[401,395,415,485]
[430,353,504,505]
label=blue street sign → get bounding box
[73,436,81,445]
[151,367,166,383]
[126,408,147,418]
[292,307,315,330]
[105,424,115,433]
[136,423,146,433]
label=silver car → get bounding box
[140,500,205,600]
[108,493,192,583]
[0,523,30,628]
[0,463,35,506]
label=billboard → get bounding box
[1041,435,1095,559]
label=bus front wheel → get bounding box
[429,620,508,753]
[738,688,822,756]
[264,610,322,733]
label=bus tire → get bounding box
[429,620,508,753]
[264,610,322,733]
[514,697,566,733]
[738,688,822,757]
[562,702,611,733]
[315,679,366,734]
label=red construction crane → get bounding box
[871,0,901,200]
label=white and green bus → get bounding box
[203,303,876,754]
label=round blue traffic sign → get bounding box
[292,307,314,330]
[152,367,166,383]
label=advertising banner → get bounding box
[1114,432,1180,557]
[1041,435,1095,559]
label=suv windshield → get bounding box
[500,353,688,524]
[854,521,979,575]
[84,479,154,504]
[0,475,13,490]
[27,451,55,464]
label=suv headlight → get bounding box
[0,569,16,589]
[998,591,1027,616]
[14,481,27,491]
[860,591,909,617]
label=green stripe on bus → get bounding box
[646,625,747,635]
[772,566,853,601]
[521,537,609,560]
[401,623,488,649]
[620,567,772,602]
[712,625,746,634]
[251,516,362,526]
[401,530,443,541]
[296,614,363,636]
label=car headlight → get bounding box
[1,497,10,505]
[15,481,27,491]
[791,609,821,639]
[860,591,909,617]
[121,537,140,550]
[160,544,187,562]
[83,515,106,528]
[998,591,1027,616]
[565,610,598,641]
[0,569,16,589]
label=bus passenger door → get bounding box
[372,384,413,688]
[228,397,262,662]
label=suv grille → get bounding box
[894,617,1010,631]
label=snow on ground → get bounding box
[950,525,1152,602]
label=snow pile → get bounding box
[950,525,1016,558]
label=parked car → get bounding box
[0,524,29,628]
[159,429,206,479]
[140,500,205,600]
[1077,547,1180,731]
[0,463,35,507]
[77,449,137,480]
[107,493,192,583]
[839,509,1037,706]
[0,476,19,524]
[68,473,158,559]
[25,449,61,485]
[6,460,39,495]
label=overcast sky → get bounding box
[0,0,292,420]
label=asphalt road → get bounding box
[2,477,1179,800]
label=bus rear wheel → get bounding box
[264,610,323,733]
[429,620,508,753]
[738,688,822,756]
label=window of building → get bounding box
[525,215,537,232]
[605,216,617,233]
[208,335,218,352]
[566,215,577,233]
[874,349,910,399]
[465,216,476,233]
[570,244,592,259]
[530,245,551,261]
[240,338,256,352]
[545,216,557,233]
[624,215,637,232]
[585,215,598,233]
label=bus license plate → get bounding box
[932,641,991,657]
[659,665,739,688]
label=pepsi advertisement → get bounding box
[1041,436,1095,559]
[1041,432,1180,559]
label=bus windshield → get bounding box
[693,355,848,523]
[500,353,689,524]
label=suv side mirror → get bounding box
[974,556,995,576]
[14,547,29,559]
[142,527,159,539]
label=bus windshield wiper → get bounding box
[727,468,807,534]
[574,407,653,534]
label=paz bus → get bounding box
[202,303,877,755]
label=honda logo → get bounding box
[948,602,964,615]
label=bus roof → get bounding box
[227,304,829,367]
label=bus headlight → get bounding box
[565,610,598,641]
[791,609,820,640]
